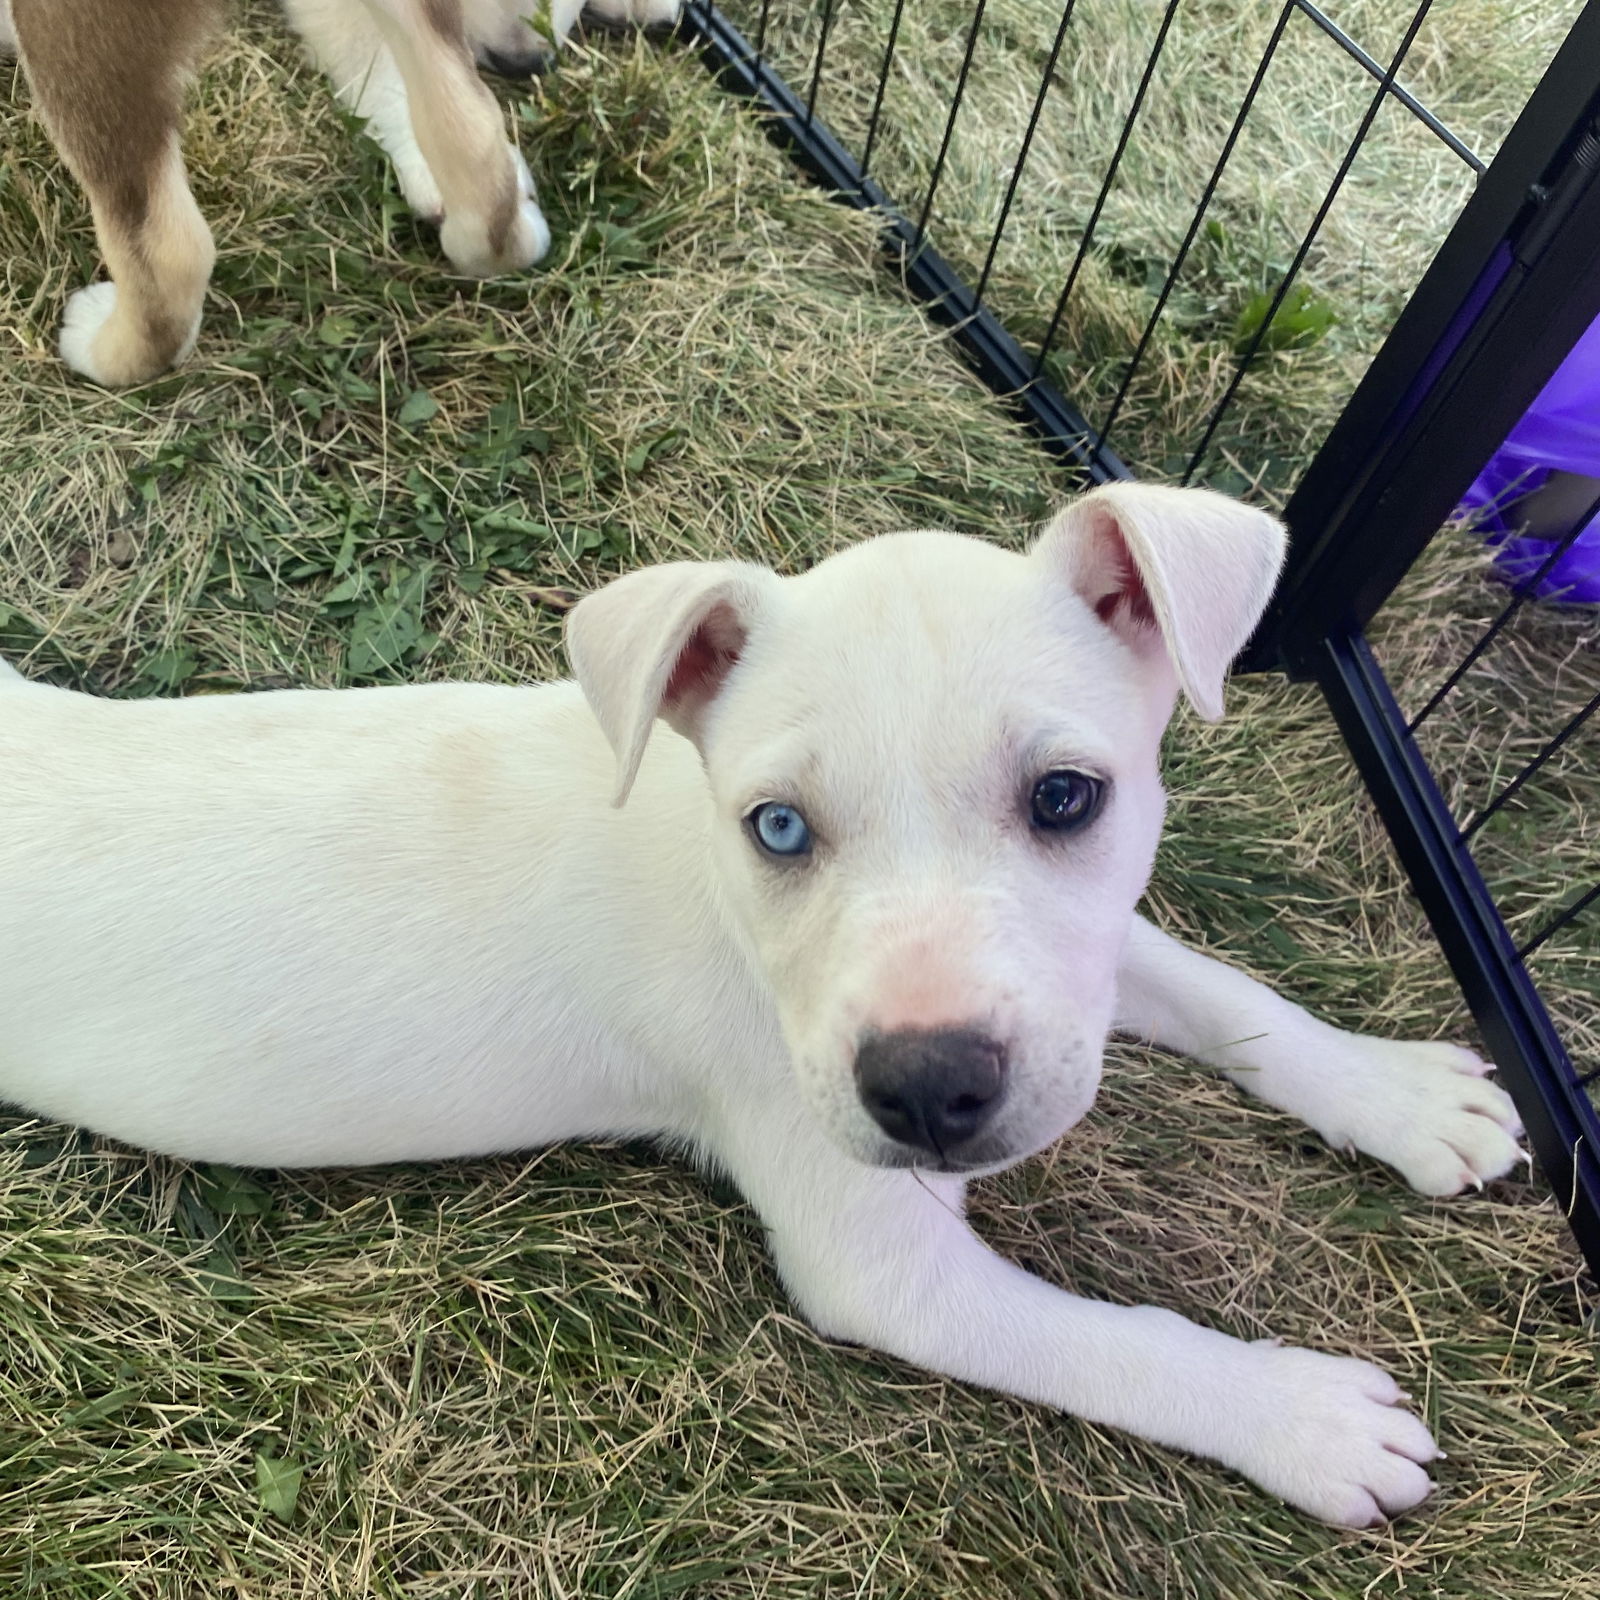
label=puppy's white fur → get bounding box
[0,485,1523,1526]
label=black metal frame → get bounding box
[1252,9,1600,1273]
[682,1,1127,485]
[680,0,1600,1277]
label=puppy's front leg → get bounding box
[282,0,441,220]
[1116,914,1525,1195]
[710,1101,1437,1527]
[13,0,217,385]
[284,0,549,274]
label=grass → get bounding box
[1376,537,1600,1096]
[733,0,1586,489]
[0,3,1597,1597]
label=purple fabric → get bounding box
[1457,314,1600,604]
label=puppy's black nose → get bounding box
[478,46,550,79]
[854,1028,1007,1157]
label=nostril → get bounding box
[860,1086,917,1141]
[939,1061,1002,1137]
[854,1027,1008,1155]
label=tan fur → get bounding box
[12,0,219,384]
[2,0,676,384]
[358,0,522,274]
[421,0,464,33]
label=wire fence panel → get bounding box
[684,0,1600,1272]
[709,0,1578,499]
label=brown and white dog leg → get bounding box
[582,0,684,28]
[287,0,550,276]
[12,0,218,386]
[281,0,446,223]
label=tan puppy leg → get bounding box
[350,0,548,274]
[583,0,684,26]
[13,0,218,386]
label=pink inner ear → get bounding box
[664,606,744,711]
[1092,530,1158,630]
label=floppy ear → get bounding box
[1032,482,1286,721]
[566,560,779,806]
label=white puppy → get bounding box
[0,484,1524,1526]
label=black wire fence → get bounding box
[680,0,1600,1274]
[694,1,1542,487]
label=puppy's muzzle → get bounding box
[854,1027,1007,1160]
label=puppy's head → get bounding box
[568,485,1285,1173]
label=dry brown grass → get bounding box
[733,0,1585,488]
[0,4,1595,1598]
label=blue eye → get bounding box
[749,802,812,858]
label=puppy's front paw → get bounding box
[59,282,200,388]
[439,146,550,276]
[1225,1342,1440,1527]
[1316,1039,1525,1197]
[584,0,684,27]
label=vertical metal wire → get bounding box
[861,0,911,181]
[1519,882,1600,960]
[805,0,839,124]
[1409,490,1600,732]
[1029,0,1184,382]
[913,0,990,246]
[973,0,1079,309]
[1291,0,1483,171]
[755,0,772,74]
[1094,1,1297,460]
[1461,687,1600,841]
[1181,0,1437,486]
